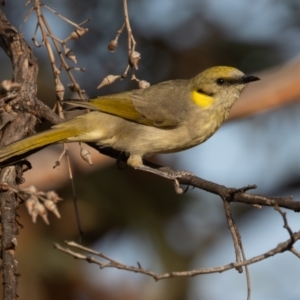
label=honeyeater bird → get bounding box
[0,66,259,188]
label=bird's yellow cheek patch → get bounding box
[191,91,214,108]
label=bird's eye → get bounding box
[216,78,225,85]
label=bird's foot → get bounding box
[134,165,193,194]
[160,169,193,194]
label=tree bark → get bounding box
[0,7,63,298]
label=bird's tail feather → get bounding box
[0,126,77,165]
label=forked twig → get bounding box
[55,229,300,281]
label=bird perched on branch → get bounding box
[0,66,259,191]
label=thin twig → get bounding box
[65,148,84,242]
[274,204,295,247]
[123,0,136,54]
[43,4,89,29]
[54,229,300,281]
[222,200,243,273]
[240,238,251,300]
[35,2,79,97]
[56,93,83,241]
[290,248,300,258]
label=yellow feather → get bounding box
[191,91,214,108]
[66,97,155,126]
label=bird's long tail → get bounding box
[0,125,79,166]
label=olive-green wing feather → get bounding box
[130,80,190,127]
[64,92,155,127]
[65,80,189,128]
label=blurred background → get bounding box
[1,0,300,299]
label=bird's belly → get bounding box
[98,122,204,156]
[95,109,226,157]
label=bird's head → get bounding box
[190,66,260,109]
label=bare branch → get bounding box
[89,145,300,212]
[55,230,300,281]
[290,248,300,259]
[222,200,243,273]
[274,204,296,247]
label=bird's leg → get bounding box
[136,164,193,194]
[127,155,193,194]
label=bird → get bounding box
[0,66,259,191]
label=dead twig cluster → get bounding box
[98,0,149,90]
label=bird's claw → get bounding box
[134,164,193,194]
[168,170,193,194]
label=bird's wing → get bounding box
[65,92,155,124]
[130,80,188,128]
[64,80,188,128]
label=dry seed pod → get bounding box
[64,48,77,64]
[35,201,49,225]
[77,28,88,36]
[97,75,121,89]
[129,51,141,70]
[44,200,61,218]
[31,210,39,224]
[46,191,62,203]
[69,28,88,40]
[138,80,150,89]
[25,197,37,215]
[23,185,37,194]
[108,38,118,52]
[25,197,39,223]
[80,147,93,165]
[68,83,80,92]
[55,78,65,100]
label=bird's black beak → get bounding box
[241,75,260,84]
